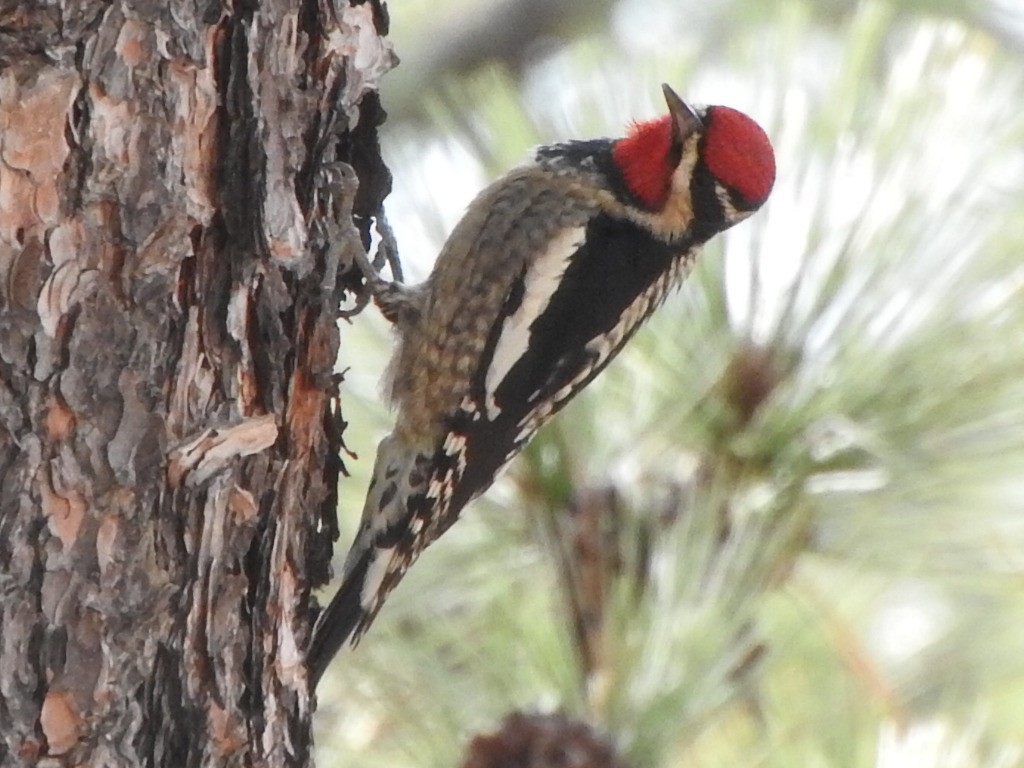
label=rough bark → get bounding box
[0,1,394,764]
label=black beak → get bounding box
[662,83,703,143]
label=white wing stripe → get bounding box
[513,252,699,436]
[484,226,587,419]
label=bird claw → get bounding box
[341,207,418,325]
[338,281,372,320]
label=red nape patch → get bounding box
[702,106,776,206]
[611,115,676,209]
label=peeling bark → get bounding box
[0,1,395,765]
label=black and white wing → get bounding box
[446,212,701,516]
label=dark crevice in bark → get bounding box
[315,373,347,582]
[213,13,264,258]
[354,0,391,36]
[346,90,392,230]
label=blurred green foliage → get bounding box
[317,1,1024,766]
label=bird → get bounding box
[309,83,775,687]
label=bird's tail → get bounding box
[308,548,376,687]
[308,434,435,688]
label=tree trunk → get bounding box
[0,1,394,764]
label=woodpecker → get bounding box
[310,84,775,686]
